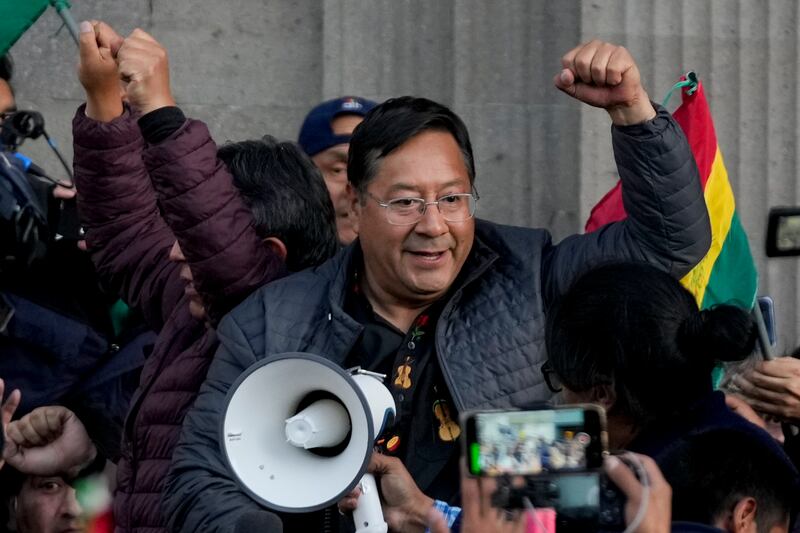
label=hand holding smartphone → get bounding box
[463,405,628,531]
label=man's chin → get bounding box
[404,274,456,299]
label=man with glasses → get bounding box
[166,40,711,532]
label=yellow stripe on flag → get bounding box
[680,148,736,305]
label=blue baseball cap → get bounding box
[298,96,377,156]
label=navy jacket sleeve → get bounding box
[541,103,711,306]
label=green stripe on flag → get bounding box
[700,211,758,310]
[0,0,50,56]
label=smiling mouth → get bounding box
[408,250,446,259]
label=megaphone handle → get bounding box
[353,473,388,533]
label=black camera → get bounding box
[463,405,634,532]
[491,471,628,532]
[0,110,45,152]
[0,109,79,268]
[0,151,50,267]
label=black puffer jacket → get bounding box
[164,104,711,532]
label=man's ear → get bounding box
[728,497,757,533]
[590,384,617,411]
[262,237,287,262]
[346,182,361,234]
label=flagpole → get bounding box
[50,0,80,47]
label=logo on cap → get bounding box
[340,98,363,111]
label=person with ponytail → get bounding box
[544,262,790,462]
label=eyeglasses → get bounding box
[366,190,479,226]
[541,361,563,393]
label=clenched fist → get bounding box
[3,406,97,478]
[117,28,176,115]
[78,20,124,122]
[554,40,656,126]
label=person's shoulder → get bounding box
[226,251,345,319]
[475,219,553,260]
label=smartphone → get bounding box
[463,405,607,477]
[758,296,776,348]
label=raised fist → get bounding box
[3,406,97,478]
[117,28,176,115]
[554,40,656,126]
[78,20,124,122]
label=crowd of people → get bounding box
[1,17,799,533]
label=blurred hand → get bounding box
[0,378,21,471]
[554,40,656,126]
[605,454,671,533]
[457,474,527,533]
[4,406,97,478]
[339,454,433,533]
[725,393,768,430]
[78,20,124,122]
[117,28,175,115]
[735,357,800,424]
[52,184,76,200]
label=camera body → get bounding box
[0,151,50,267]
[490,469,628,532]
[0,109,80,268]
[0,110,45,152]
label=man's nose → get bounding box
[414,202,448,237]
[168,240,185,262]
[61,487,83,518]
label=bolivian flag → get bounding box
[584,76,758,310]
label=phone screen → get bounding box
[465,406,605,477]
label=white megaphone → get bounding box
[221,353,396,533]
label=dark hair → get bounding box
[545,262,756,424]
[347,96,475,195]
[661,429,796,531]
[217,136,338,271]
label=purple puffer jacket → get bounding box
[73,105,285,533]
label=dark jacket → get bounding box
[164,105,711,532]
[73,106,283,533]
[629,391,795,467]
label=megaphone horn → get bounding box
[222,353,396,533]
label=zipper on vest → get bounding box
[435,251,498,412]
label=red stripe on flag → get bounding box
[671,81,717,188]
[584,181,625,233]
[584,78,715,233]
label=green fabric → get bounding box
[0,0,50,56]
[703,212,758,390]
[701,212,758,310]
[109,298,132,339]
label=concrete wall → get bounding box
[10,0,800,349]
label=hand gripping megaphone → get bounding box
[221,353,396,533]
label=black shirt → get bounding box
[343,271,461,503]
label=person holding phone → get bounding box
[339,452,672,533]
